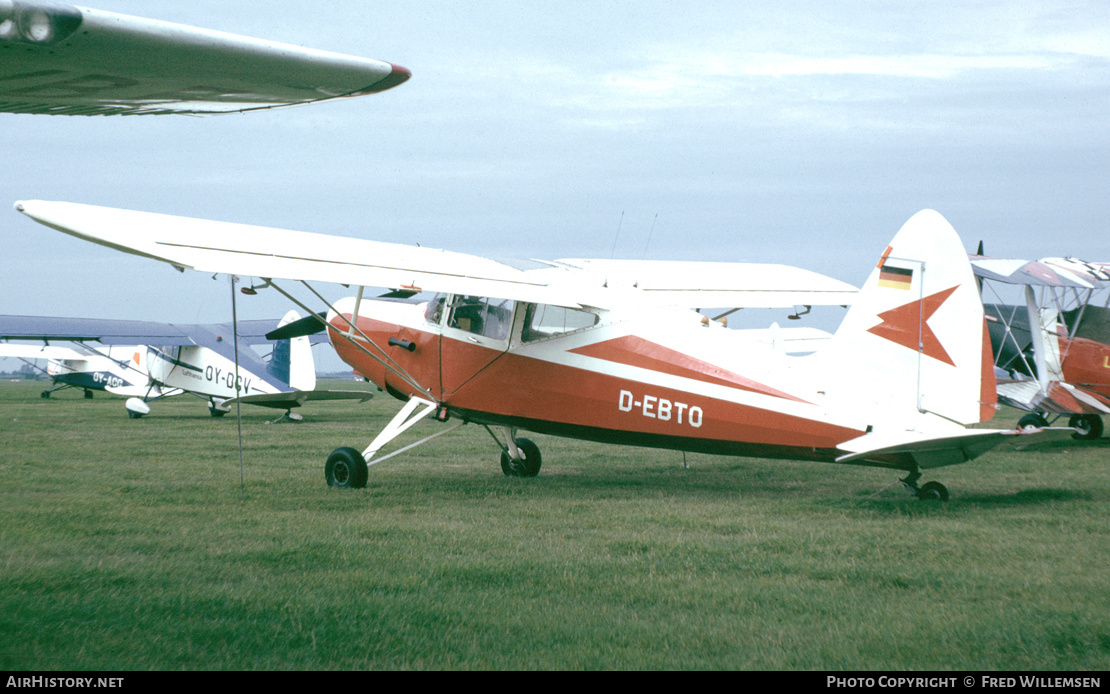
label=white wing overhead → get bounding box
[0,2,409,116]
[14,200,858,310]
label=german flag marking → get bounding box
[878,264,913,290]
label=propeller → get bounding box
[265,312,329,341]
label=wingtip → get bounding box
[351,62,411,95]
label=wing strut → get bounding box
[263,278,435,401]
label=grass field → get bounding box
[1,380,1107,670]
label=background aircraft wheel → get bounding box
[1068,414,1103,441]
[40,391,50,399]
[84,390,93,399]
[500,437,542,477]
[1018,413,1049,430]
[325,447,368,489]
[208,404,227,418]
[127,410,144,419]
[917,481,949,501]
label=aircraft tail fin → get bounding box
[267,311,317,391]
[824,210,997,428]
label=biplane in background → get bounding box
[0,312,372,420]
[972,255,1110,440]
[0,1,408,116]
[15,201,1066,500]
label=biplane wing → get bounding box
[972,255,1110,439]
[971,256,1110,289]
[0,2,409,116]
[13,200,859,311]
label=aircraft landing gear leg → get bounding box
[324,396,460,489]
[497,428,542,477]
[900,470,949,501]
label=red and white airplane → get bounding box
[14,201,1057,500]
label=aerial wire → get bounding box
[609,210,625,259]
[642,213,658,259]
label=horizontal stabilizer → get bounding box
[265,312,328,341]
[227,389,373,410]
[106,384,183,400]
[835,427,1075,470]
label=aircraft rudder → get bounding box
[268,310,317,391]
[829,210,994,425]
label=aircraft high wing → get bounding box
[0,1,409,116]
[972,255,1110,440]
[0,312,372,419]
[15,200,1063,500]
[0,341,178,399]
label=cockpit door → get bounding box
[439,295,514,396]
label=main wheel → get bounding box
[325,447,368,489]
[1018,413,1049,430]
[500,437,542,477]
[918,480,949,501]
[208,404,227,418]
[1068,414,1103,441]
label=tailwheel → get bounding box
[1068,414,1103,441]
[900,471,949,501]
[500,437,542,477]
[917,480,949,502]
[84,390,93,399]
[325,447,368,488]
[1018,413,1049,430]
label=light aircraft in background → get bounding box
[972,254,1110,440]
[14,201,1068,500]
[0,341,177,400]
[0,312,372,419]
[0,1,408,116]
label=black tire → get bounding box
[1068,414,1104,441]
[84,390,93,399]
[325,447,368,489]
[127,410,144,419]
[1018,413,1049,430]
[918,481,949,501]
[500,437,542,477]
[40,391,50,399]
[208,404,227,418]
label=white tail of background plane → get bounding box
[821,210,996,436]
[268,310,317,392]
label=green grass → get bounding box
[1,381,1107,670]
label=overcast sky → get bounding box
[2,0,1108,370]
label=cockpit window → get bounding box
[522,303,599,342]
[425,293,447,325]
[447,296,513,341]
